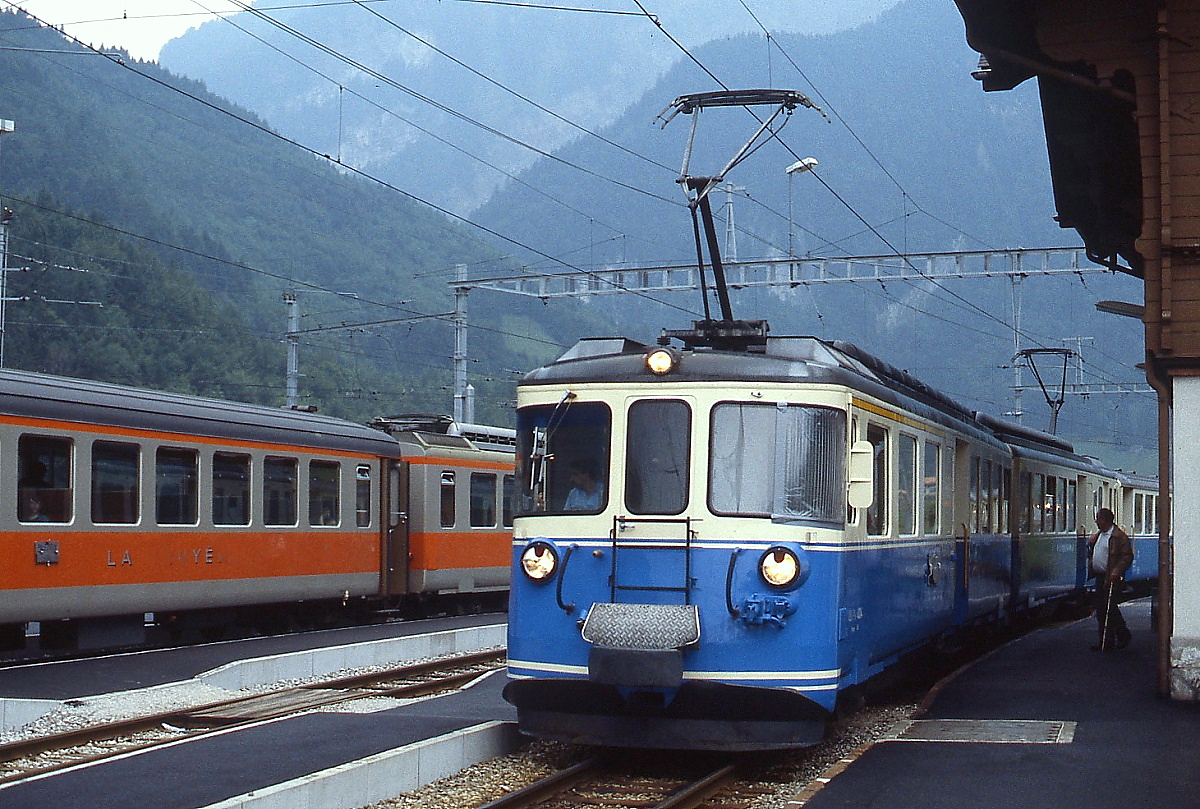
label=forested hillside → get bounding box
[0,9,594,422]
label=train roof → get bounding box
[522,332,1100,461]
[0,368,401,457]
[522,333,1004,442]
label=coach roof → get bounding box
[0,368,401,457]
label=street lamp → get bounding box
[786,157,818,259]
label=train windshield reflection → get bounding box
[516,400,611,516]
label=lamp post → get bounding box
[0,118,14,368]
[786,157,818,259]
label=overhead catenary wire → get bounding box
[1,3,705,321]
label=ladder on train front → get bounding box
[606,516,696,605]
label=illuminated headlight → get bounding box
[760,546,801,588]
[645,348,679,375]
[520,541,558,581]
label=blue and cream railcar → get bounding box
[976,414,1103,604]
[504,333,1017,750]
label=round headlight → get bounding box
[520,541,558,581]
[760,546,801,588]
[645,348,678,375]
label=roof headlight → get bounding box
[646,347,679,375]
[760,546,802,588]
[520,541,558,582]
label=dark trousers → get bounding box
[1094,579,1131,648]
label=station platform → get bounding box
[0,615,517,809]
[0,613,505,702]
[798,599,1200,808]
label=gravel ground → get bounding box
[359,698,920,809]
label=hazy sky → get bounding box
[10,1,906,63]
[10,1,241,61]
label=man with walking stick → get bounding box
[1089,507,1134,651]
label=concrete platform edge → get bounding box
[1,623,506,734]
[198,624,507,690]
[197,721,524,809]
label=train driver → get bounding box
[564,460,604,512]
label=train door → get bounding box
[951,438,972,623]
[382,460,410,596]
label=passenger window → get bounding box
[18,435,72,523]
[1020,472,1033,534]
[1066,480,1076,532]
[898,434,917,535]
[502,474,515,528]
[1033,474,1046,531]
[356,464,372,528]
[866,424,888,536]
[470,473,497,527]
[966,455,978,533]
[709,403,845,526]
[627,399,689,515]
[309,460,340,526]
[92,441,140,524]
[985,460,997,532]
[440,471,456,527]
[1000,466,1011,534]
[156,447,198,525]
[213,452,251,526]
[922,441,940,535]
[264,457,298,526]
[1045,476,1058,533]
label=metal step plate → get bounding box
[581,603,700,650]
[883,719,1077,744]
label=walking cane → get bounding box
[1099,578,1116,651]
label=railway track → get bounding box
[475,756,777,809]
[0,648,505,787]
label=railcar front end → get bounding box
[503,332,982,750]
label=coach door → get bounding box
[383,460,411,596]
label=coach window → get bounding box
[92,441,140,524]
[981,460,994,533]
[470,473,497,527]
[922,441,940,535]
[18,435,72,523]
[1019,471,1032,534]
[264,457,298,526]
[156,448,198,525]
[502,475,515,528]
[1066,480,1077,532]
[213,452,251,526]
[440,471,456,527]
[309,461,340,526]
[866,424,888,536]
[1033,474,1046,532]
[968,456,980,533]
[1000,466,1011,534]
[356,465,372,528]
[898,434,917,535]
[628,399,690,515]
